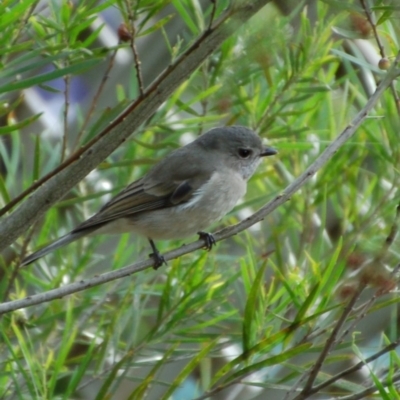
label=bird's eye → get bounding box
[238,148,252,158]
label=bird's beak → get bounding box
[261,147,278,157]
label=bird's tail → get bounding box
[21,231,86,266]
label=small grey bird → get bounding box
[21,126,277,267]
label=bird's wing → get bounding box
[72,172,210,233]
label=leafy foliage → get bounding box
[1,0,400,399]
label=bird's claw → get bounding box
[148,238,167,270]
[149,251,167,270]
[197,231,216,251]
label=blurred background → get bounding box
[1,0,400,399]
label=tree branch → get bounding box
[0,54,398,315]
[311,337,400,394]
[0,0,271,251]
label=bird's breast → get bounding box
[118,170,247,240]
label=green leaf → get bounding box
[0,58,101,94]
[376,10,393,26]
[242,261,268,353]
[172,0,200,35]
[225,343,312,383]
[292,282,320,323]
[138,14,174,37]
[0,113,42,135]
[0,174,11,205]
[160,340,217,400]
[33,134,41,182]
[0,0,38,30]
[127,343,179,400]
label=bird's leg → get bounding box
[148,239,167,270]
[197,231,216,251]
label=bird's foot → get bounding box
[148,239,167,270]
[149,251,167,270]
[197,231,216,251]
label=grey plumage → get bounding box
[21,126,277,266]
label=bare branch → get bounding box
[336,371,400,400]
[124,0,144,96]
[311,338,400,394]
[294,283,366,399]
[359,0,400,115]
[359,0,385,58]
[74,47,119,148]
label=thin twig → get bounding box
[352,183,399,249]
[255,72,297,131]
[384,203,400,249]
[291,205,400,399]
[334,206,400,345]
[359,0,385,57]
[1,226,35,302]
[335,371,400,400]
[130,28,144,96]
[359,0,400,115]
[283,327,332,400]
[310,338,400,394]
[74,47,119,148]
[336,290,378,344]
[1,0,39,66]
[61,73,70,162]
[294,283,366,399]
[126,0,144,96]
[208,0,218,31]
[0,54,399,314]
[191,376,243,400]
